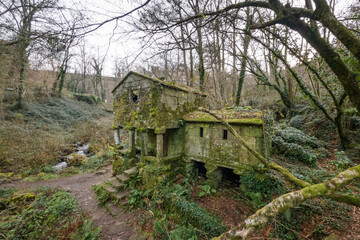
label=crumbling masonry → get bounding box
[112,71,269,187]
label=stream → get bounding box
[52,143,90,171]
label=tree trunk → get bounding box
[213,165,360,239]
[197,25,205,92]
[334,111,349,150]
[17,44,27,108]
[57,66,67,97]
[235,7,252,106]
[283,16,360,115]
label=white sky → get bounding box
[68,0,356,77]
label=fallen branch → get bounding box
[213,165,360,239]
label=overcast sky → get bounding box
[69,0,356,77]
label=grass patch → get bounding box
[0,97,113,174]
[0,187,101,240]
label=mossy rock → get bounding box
[67,154,87,167]
[112,156,126,176]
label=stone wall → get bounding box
[167,128,185,156]
[113,73,205,130]
[184,122,264,174]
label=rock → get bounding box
[109,178,122,188]
[116,191,128,200]
[95,170,107,175]
[52,162,67,171]
[67,153,87,167]
[116,174,128,182]
[75,143,90,156]
[124,167,136,177]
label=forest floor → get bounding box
[0,165,142,240]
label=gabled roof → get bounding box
[183,109,264,125]
[111,71,207,96]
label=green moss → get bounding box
[112,156,125,176]
[229,118,263,125]
[137,127,147,132]
[155,127,166,134]
[183,110,264,125]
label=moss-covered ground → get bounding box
[0,187,101,240]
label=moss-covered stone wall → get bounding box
[113,73,206,130]
[166,127,186,156]
[183,122,263,174]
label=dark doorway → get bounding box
[192,160,207,178]
[163,132,168,157]
[219,167,240,187]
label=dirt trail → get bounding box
[0,165,141,240]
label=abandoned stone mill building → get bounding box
[112,71,270,187]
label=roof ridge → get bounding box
[112,71,207,96]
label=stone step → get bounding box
[108,177,122,188]
[116,191,128,200]
[124,167,136,177]
[115,174,128,182]
[104,185,117,194]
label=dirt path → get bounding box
[0,165,141,240]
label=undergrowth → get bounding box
[238,170,284,209]
[0,187,101,240]
[0,97,112,174]
[272,125,328,165]
[272,198,351,239]
[121,170,227,239]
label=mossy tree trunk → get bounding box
[16,24,31,109]
[214,165,360,239]
[199,108,360,238]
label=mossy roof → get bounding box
[183,109,264,125]
[111,71,207,96]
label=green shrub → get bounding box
[272,125,327,165]
[73,93,102,105]
[289,115,303,129]
[197,185,216,198]
[17,98,106,130]
[332,151,353,171]
[171,197,226,238]
[91,185,115,207]
[70,219,102,240]
[81,155,110,171]
[43,191,77,224]
[121,172,226,239]
[169,224,197,240]
[239,171,284,208]
[1,188,99,240]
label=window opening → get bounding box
[223,129,228,139]
[132,90,138,103]
[200,127,204,137]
